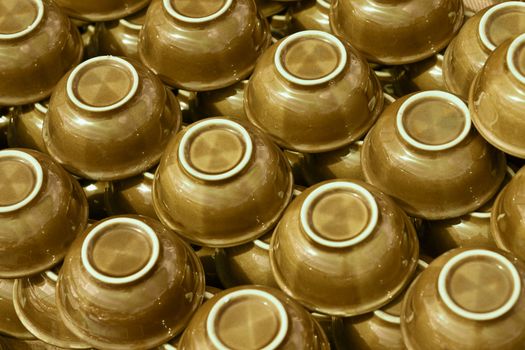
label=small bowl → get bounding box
[96,6,148,60]
[270,179,419,316]
[139,0,271,91]
[403,53,446,92]
[194,80,248,121]
[0,149,88,278]
[469,33,525,158]
[79,179,108,220]
[254,0,287,17]
[290,0,331,33]
[153,117,294,247]
[0,0,83,106]
[56,215,205,350]
[362,90,507,220]
[443,2,525,99]
[13,270,90,349]
[53,0,150,22]
[330,0,463,65]
[43,56,182,181]
[245,30,384,153]
[178,285,330,349]
[105,169,158,220]
[0,279,33,339]
[7,101,47,153]
[402,247,525,349]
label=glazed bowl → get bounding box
[402,247,525,350]
[255,0,287,17]
[56,215,205,350]
[43,55,182,181]
[7,101,47,152]
[403,53,446,92]
[0,279,33,339]
[463,0,515,15]
[194,80,248,121]
[13,270,90,349]
[53,0,150,22]
[0,149,88,278]
[443,1,525,99]
[178,285,330,349]
[139,0,271,91]
[153,117,294,247]
[270,179,419,316]
[330,0,463,65]
[290,0,331,33]
[245,30,383,153]
[0,0,83,106]
[362,90,507,220]
[79,179,108,220]
[469,33,525,158]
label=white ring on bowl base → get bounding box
[254,239,270,251]
[119,18,143,31]
[396,90,471,152]
[161,345,177,350]
[0,150,43,213]
[163,0,233,23]
[479,2,525,51]
[206,289,289,350]
[66,56,140,113]
[34,102,48,114]
[300,181,379,248]
[274,30,347,86]
[383,92,396,104]
[0,0,44,40]
[507,33,525,85]
[44,270,58,282]
[438,249,522,321]
[81,217,160,285]
[178,119,253,182]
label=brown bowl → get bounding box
[0,0,83,106]
[80,179,108,220]
[194,246,221,288]
[194,80,248,122]
[43,56,182,181]
[330,0,463,65]
[153,117,294,247]
[469,33,525,158]
[178,285,330,349]
[290,0,331,33]
[7,102,47,153]
[139,0,271,91]
[443,2,525,99]
[403,53,446,92]
[362,91,507,220]
[270,179,419,316]
[0,279,33,339]
[0,149,88,278]
[463,0,515,15]
[53,0,150,22]
[13,270,90,349]
[245,30,384,153]
[56,215,205,350]
[255,0,287,17]
[402,247,525,349]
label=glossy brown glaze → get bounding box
[362,91,506,220]
[56,215,205,350]
[0,0,83,106]
[444,2,525,99]
[7,102,47,152]
[0,337,61,350]
[13,271,90,349]
[402,247,525,349]
[139,0,271,91]
[0,279,34,339]
[270,180,419,316]
[194,247,221,288]
[469,34,525,158]
[330,0,463,65]
[153,117,294,247]
[291,0,331,32]
[255,0,287,17]
[0,149,88,278]
[53,0,150,22]
[194,80,248,121]
[80,179,108,219]
[105,169,158,220]
[403,53,446,92]
[43,56,181,181]
[245,30,383,153]
[178,285,330,349]
[0,110,8,150]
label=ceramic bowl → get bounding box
[53,0,150,22]
[290,0,331,33]
[178,285,330,349]
[270,179,419,316]
[0,149,88,278]
[245,30,383,153]
[403,53,446,92]
[463,0,515,15]
[469,33,525,158]
[56,215,205,350]
[194,246,221,288]
[255,0,287,17]
[153,117,294,247]
[43,56,182,181]
[330,0,463,65]
[444,2,525,99]
[0,0,83,106]
[139,0,271,91]
[362,90,507,220]
[402,247,525,349]
[0,279,33,339]
[194,80,248,121]
[13,270,90,349]
[7,101,47,153]
[80,179,108,220]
